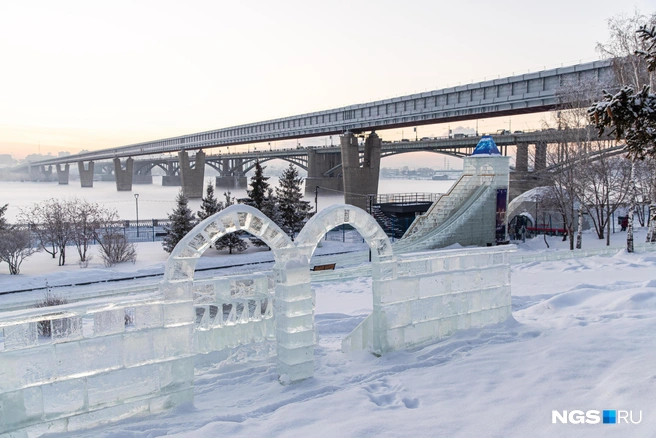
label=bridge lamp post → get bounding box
[134,193,140,238]
[269,142,271,151]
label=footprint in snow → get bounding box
[362,379,418,409]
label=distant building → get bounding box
[58,151,71,157]
[0,154,15,167]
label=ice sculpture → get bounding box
[0,202,514,436]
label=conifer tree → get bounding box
[261,188,282,225]
[215,191,248,254]
[162,190,196,253]
[276,164,311,240]
[250,188,282,249]
[197,182,222,221]
[246,161,269,210]
[589,21,656,248]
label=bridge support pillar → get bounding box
[162,175,181,186]
[534,142,547,171]
[215,157,246,189]
[40,165,54,181]
[161,162,181,186]
[341,131,381,211]
[215,175,247,189]
[305,149,343,195]
[56,164,69,185]
[179,150,205,198]
[78,161,94,187]
[133,169,153,184]
[113,158,134,191]
[515,143,528,172]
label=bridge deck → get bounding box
[18,60,613,169]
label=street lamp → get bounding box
[269,142,271,151]
[134,193,140,238]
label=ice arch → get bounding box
[163,204,314,383]
[165,204,300,280]
[296,204,394,262]
[296,204,395,354]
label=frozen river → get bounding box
[0,176,456,222]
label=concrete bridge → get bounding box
[15,59,614,207]
[24,128,604,209]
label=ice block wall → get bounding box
[192,273,276,355]
[370,246,512,353]
[0,291,194,436]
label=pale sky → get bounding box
[0,0,653,164]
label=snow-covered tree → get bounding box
[19,199,74,266]
[197,182,222,221]
[162,190,196,253]
[0,202,38,275]
[246,161,270,210]
[0,227,38,275]
[590,85,656,161]
[215,191,248,254]
[70,199,116,266]
[276,164,311,240]
[590,14,656,248]
[637,24,656,72]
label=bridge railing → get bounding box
[374,193,442,204]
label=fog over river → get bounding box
[0,177,457,223]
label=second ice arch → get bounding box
[296,204,395,354]
[296,204,394,262]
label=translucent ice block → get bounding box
[93,310,124,336]
[3,323,38,350]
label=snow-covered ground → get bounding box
[2,228,656,437]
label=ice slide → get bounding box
[391,137,510,253]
